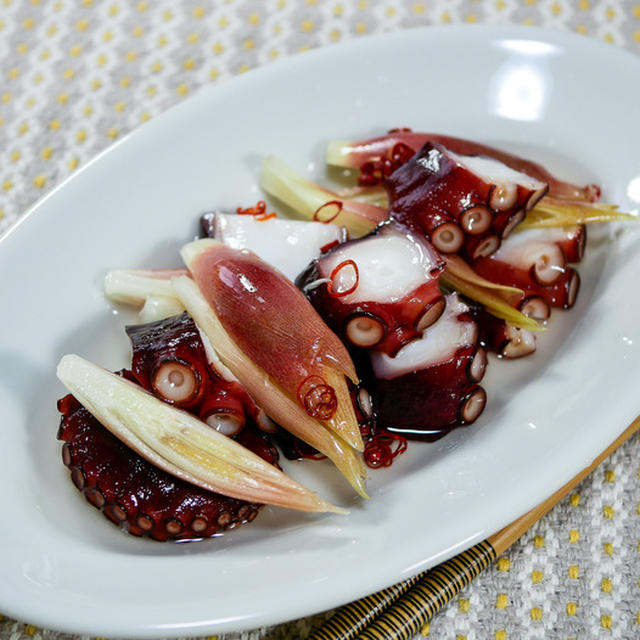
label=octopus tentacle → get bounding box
[472,227,582,310]
[57,391,272,541]
[384,142,548,261]
[297,222,445,357]
[370,293,487,439]
[127,313,258,430]
[326,130,596,201]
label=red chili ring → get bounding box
[363,432,408,469]
[296,375,337,421]
[327,259,359,298]
[237,201,268,216]
[313,200,343,224]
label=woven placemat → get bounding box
[1,1,639,638]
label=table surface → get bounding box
[1,1,639,639]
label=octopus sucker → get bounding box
[518,295,551,321]
[345,314,386,348]
[71,466,86,490]
[86,487,106,508]
[464,233,501,261]
[127,313,211,408]
[136,514,155,532]
[467,346,488,383]
[201,405,245,437]
[500,209,526,240]
[151,359,201,406]
[545,268,581,310]
[431,221,465,254]
[471,305,537,359]
[415,296,447,331]
[460,204,493,235]
[500,326,537,359]
[61,442,73,466]
[459,387,488,424]
[181,239,362,451]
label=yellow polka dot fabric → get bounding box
[1,2,640,639]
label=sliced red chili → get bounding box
[296,375,337,421]
[327,259,359,298]
[255,212,277,222]
[320,239,340,254]
[313,200,343,224]
[363,432,408,469]
[236,201,267,216]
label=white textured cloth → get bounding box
[1,1,639,639]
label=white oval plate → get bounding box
[1,25,639,638]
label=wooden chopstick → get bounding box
[309,416,640,640]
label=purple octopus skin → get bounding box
[57,390,278,541]
[370,293,488,440]
[340,129,597,202]
[127,312,257,436]
[384,142,548,261]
